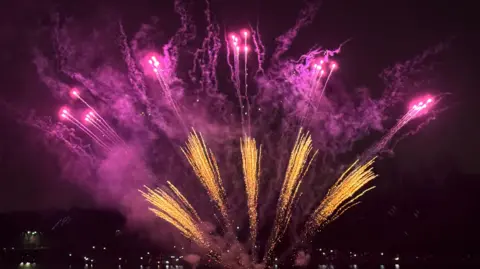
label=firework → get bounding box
[147,55,185,129]
[228,31,252,134]
[140,183,207,247]
[318,62,336,101]
[305,158,377,235]
[266,129,318,260]
[240,136,262,251]
[359,96,435,164]
[181,130,229,224]
[59,107,110,150]
[70,89,124,144]
[28,3,442,267]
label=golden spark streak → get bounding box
[181,130,229,223]
[240,136,261,249]
[266,129,318,258]
[140,183,207,247]
[306,158,378,234]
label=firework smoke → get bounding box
[5,0,446,267]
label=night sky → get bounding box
[0,0,478,249]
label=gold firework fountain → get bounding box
[141,129,379,267]
[264,129,318,260]
[240,136,261,251]
[140,182,207,248]
[305,158,378,236]
[181,130,229,225]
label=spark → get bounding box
[147,55,186,130]
[360,96,435,163]
[59,108,110,150]
[181,130,229,224]
[70,89,124,144]
[306,158,378,235]
[318,62,337,101]
[240,136,261,252]
[140,183,207,248]
[266,129,318,260]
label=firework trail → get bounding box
[240,136,261,252]
[59,108,110,150]
[359,96,435,164]
[84,111,119,145]
[243,31,252,135]
[147,55,186,130]
[317,62,336,102]
[140,183,207,248]
[227,30,253,135]
[70,89,124,144]
[181,130,229,225]
[305,158,378,236]
[265,129,318,261]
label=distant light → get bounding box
[395,264,400,269]
[92,246,95,249]
[140,257,143,260]
[103,247,107,250]
[119,258,122,261]
[394,256,400,261]
[236,226,240,230]
[69,253,72,257]
[381,252,384,256]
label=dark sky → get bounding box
[0,0,478,246]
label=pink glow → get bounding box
[409,95,434,112]
[242,30,249,37]
[58,106,70,119]
[244,46,249,52]
[142,52,163,76]
[69,88,79,98]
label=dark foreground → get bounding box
[2,263,480,269]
